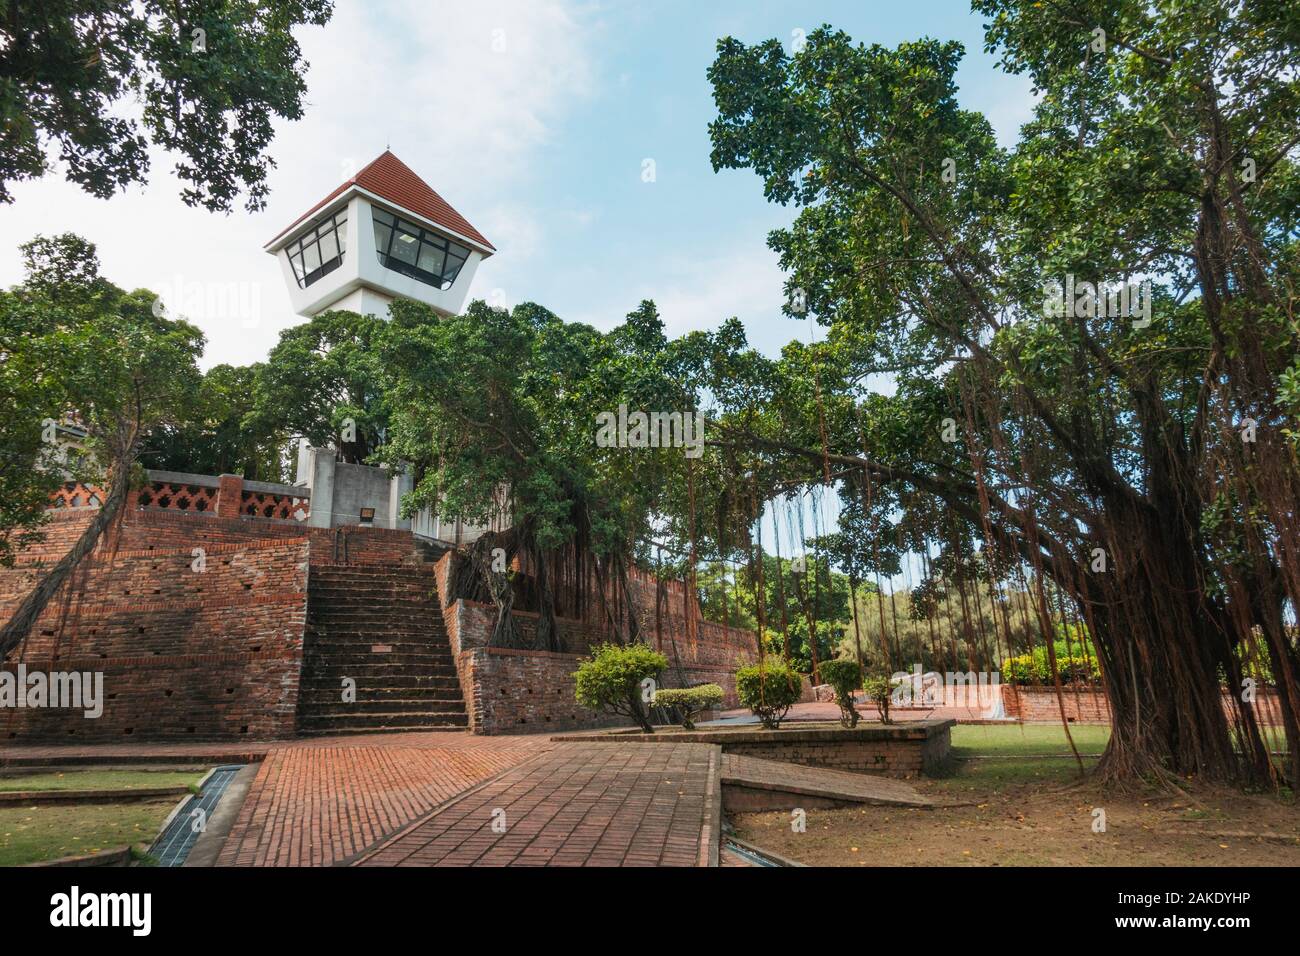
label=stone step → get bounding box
[296,710,468,730]
[304,633,450,646]
[305,598,436,606]
[301,661,459,678]
[298,683,464,701]
[307,612,445,625]
[308,591,437,603]
[298,554,464,735]
[310,570,434,582]
[303,641,452,655]
[300,696,467,714]
[300,674,462,690]
[295,721,466,737]
[308,583,433,593]
[306,606,444,613]
[304,647,452,659]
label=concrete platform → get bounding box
[554,719,955,778]
[720,753,940,811]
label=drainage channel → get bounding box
[723,839,785,867]
[150,765,244,867]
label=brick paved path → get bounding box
[216,735,551,866]
[353,742,721,867]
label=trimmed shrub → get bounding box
[861,670,894,724]
[573,642,669,733]
[818,658,862,728]
[735,657,803,729]
[1000,654,1036,685]
[1000,647,1102,685]
[653,684,724,730]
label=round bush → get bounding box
[573,642,668,733]
[735,657,803,729]
[653,684,724,730]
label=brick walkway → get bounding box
[352,742,721,867]
[0,729,550,766]
[216,734,552,866]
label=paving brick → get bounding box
[353,741,719,867]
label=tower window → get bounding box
[286,210,348,288]
[372,208,469,290]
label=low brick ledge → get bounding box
[551,718,955,745]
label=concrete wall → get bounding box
[297,445,411,531]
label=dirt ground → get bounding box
[730,757,1300,867]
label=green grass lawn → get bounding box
[0,768,211,866]
[934,724,1107,792]
[0,801,179,866]
[951,723,1110,756]
[0,769,206,793]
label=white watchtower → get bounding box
[268,152,500,545]
[264,150,494,320]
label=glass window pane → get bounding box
[318,230,340,264]
[290,254,305,282]
[372,208,395,227]
[373,222,392,256]
[417,242,446,277]
[336,218,347,252]
[303,241,321,273]
[390,229,419,265]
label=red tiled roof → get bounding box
[268,150,494,252]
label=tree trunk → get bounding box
[1083,513,1279,788]
[532,543,561,652]
[0,456,131,659]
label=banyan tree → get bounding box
[704,6,1300,788]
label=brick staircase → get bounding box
[296,561,468,735]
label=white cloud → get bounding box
[566,234,796,355]
[0,0,597,368]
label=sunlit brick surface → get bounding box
[354,741,720,867]
[216,733,550,866]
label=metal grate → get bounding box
[149,765,243,867]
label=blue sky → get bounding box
[0,0,1034,370]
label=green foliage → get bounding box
[839,575,1045,673]
[704,4,1300,782]
[379,297,716,648]
[250,310,389,465]
[1000,642,1101,685]
[0,234,203,565]
[0,0,334,211]
[818,658,862,727]
[573,642,668,733]
[143,363,290,481]
[735,656,804,729]
[653,684,724,730]
[861,670,895,725]
[697,551,852,679]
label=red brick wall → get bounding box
[444,594,757,735]
[460,647,621,735]
[0,530,308,742]
[1001,685,1112,723]
[1000,685,1283,725]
